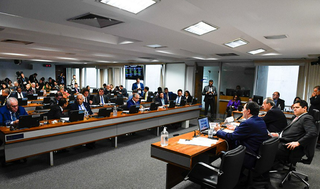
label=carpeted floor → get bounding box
[0,121,319,189]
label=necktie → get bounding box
[145,92,148,100]
[85,97,87,103]
[12,112,17,121]
[19,93,22,98]
[177,97,180,104]
[79,105,82,110]
[101,96,104,104]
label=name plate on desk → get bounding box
[6,133,24,142]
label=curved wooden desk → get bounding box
[0,104,201,165]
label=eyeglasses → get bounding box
[292,106,301,109]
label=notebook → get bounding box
[198,117,210,134]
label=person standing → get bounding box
[309,86,320,116]
[132,78,144,97]
[202,80,217,118]
[57,72,65,86]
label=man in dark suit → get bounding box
[271,100,318,163]
[132,78,144,96]
[29,73,38,83]
[163,87,174,102]
[309,85,320,116]
[92,88,108,105]
[175,89,186,105]
[0,97,28,126]
[273,91,285,110]
[69,94,93,115]
[214,101,269,169]
[47,99,68,119]
[82,89,92,104]
[50,92,63,106]
[262,97,287,132]
[127,93,140,109]
[73,83,80,94]
[202,80,217,118]
[11,87,25,99]
[119,85,128,97]
[142,86,154,102]
[154,92,168,106]
[0,88,10,106]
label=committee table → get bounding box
[0,104,201,165]
[151,132,227,188]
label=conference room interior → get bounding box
[1,1,320,189]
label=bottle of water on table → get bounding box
[161,127,169,147]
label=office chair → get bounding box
[247,137,280,188]
[271,110,319,189]
[185,145,246,189]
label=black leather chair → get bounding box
[185,145,246,189]
[271,110,320,189]
[247,137,280,187]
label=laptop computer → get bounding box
[149,103,159,111]
[177,99,186,106]
[123,105,140,114]
[69,110,85,122]
[18,98,28,106]
[168,101,175,108]
[198,117,210,134]
[18,114,41,129]
[43,97,51,103]
[95,108,112,118]
[27,94,38,100]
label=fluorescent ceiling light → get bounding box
[147,44,165,48]
[31,47,61,52]
[262,53,281,56]
[184,21,218,36]
[57,57,78,60]
[248,48,266,55]
[30,59,53,62]
[97,60,111,63]
[224,38,248,48]
[99,0,157,14]
[93,53,112,57]
[1,53,28,56]
[193,57,218,60]
[119,41,134,45]
[156,50,173,55]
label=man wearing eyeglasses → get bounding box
[0,97,28,127]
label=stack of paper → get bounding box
[178,137,218,147]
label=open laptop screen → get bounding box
[198,117,210,132]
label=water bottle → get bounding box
[113,106,117,116]
[161,127,169,147]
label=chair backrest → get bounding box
[217,145,246,189]
[253,137,280,174]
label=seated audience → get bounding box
[291,97,301,109]
[12,87,25,99]
[59,86,70,99]
[0,89,10,105]
[261,97,287,132]
[214,101,269,169]
[73,83,80,93]
[226,95,241,117]
[273,91,285,110]
[25,84,33,95]
[0,97,28,126]
[163,87,174,101]
[18,72,29,89]
[154,92,168,106]
[47,99,68,119]
[127,93,140,109]
[44,82,51,92]
[82,89,92,104]
[69,94,93,115]
[175,89,185,105]
[119,85,128,97]
[142,86,154,101]
[92,88,108,105]
[50,92,63,106]
[184,90,193,103]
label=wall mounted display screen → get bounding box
[125,65,144,80]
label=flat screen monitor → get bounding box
[43,97,51,103]
[69,110,84,122]
[96,108,112,118]
[197,117,210,132]
[168,101,175,108]
[18,98,28,106]
[150,103,159,111]
[129,105,140,114]
[18,114,40,129]
[27,94,38,100]
[253,95,263,106]
[125,65,144,80]
[226,89,236,96]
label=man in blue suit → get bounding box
[132,78,144,97]
[214,101,269,169]
[0,97,28,127]
[127,93,141,109]
[69,94,93,115]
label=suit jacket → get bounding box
[262,107,287,132]
[280,113,318,148]
[202,85,217,102]
[127,98,140,109]
[309,95,320,116]
[274,98,285,110]
[164,92,174,101]
[47,105,65,119]
[154,97,168,106]
[69,102,93,115]
[132,82,144,96]
[119,88,128,97]
[83,96,91,104]
[175,95,186,104]
[0,105,28,126]
[11,92,26,99]
[217,115,269,169]
[185,95,193,103]
[143,91,154,101]
[92,94,108,105]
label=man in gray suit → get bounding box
[202,80,217,119]
[271,100,318,163]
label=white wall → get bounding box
[0,60,56,81]
[165,64,186,93]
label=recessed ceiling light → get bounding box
[57,57,78,60]
[97,60,111,63]
[248,48,266,55]
[156,50,173,55]
[93,53,111,57]
[224,38,248,48]
[184,21,218,36]
[119,41,134,45]
[30,59,53,62]
[1,53,28,56]
[262,53,281,56]
[146,44,166,48]
[99,0,157,14]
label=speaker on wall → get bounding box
[14,59,22,65]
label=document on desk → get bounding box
[178,137,218,147]
[222,129,234,133]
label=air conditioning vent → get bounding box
[2,39,33,45]
[264,35,287,39]
[216,53,239,57]
[68,13,123,28]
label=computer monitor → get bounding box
[43,97,51,103]
[27,94,38,100]
[128,105,140,114]
[197,117,210,132]
[150,103,159,111]
[253,95,263,106]
[69,110,85,122]
[18,98,28,106]
[18,114,40,129]
[96,108,112,118]
[226,89,236,96]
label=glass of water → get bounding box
[43,116,48,124]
